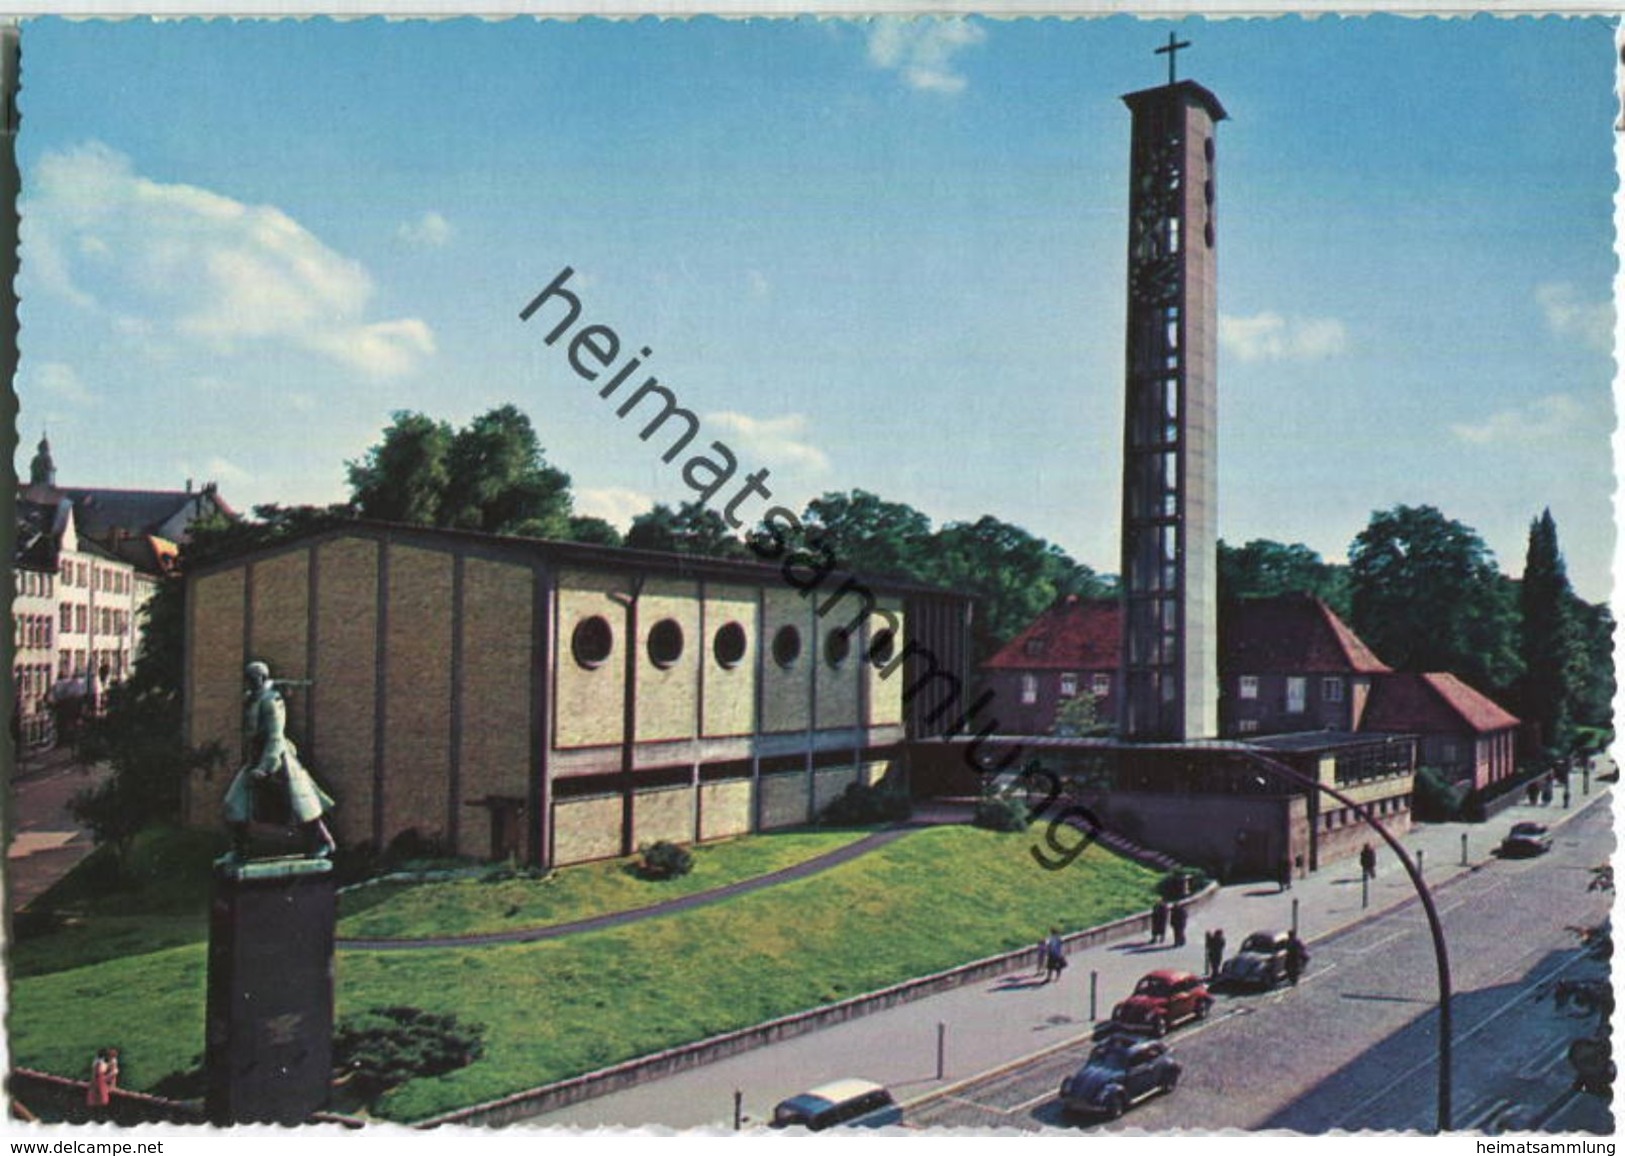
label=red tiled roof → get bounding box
[1362,671,1519,735]
[984,593,1389,676]
[984,597,1121,671]
[1223,594,1391,675]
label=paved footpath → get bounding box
[526,771,1615,1131]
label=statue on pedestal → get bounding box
[220,661,336,865]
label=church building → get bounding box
[181,521,974,867]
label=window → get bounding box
[59,604,72,632]
[1059,672,1078,698]
[75,605,87,634]
[1238,719,1259,734]
[712,622,747,669]
[868,629,896,668]
[772,624,802,669]
[1021,673,1038,705]
[1286,677,1306,713]
[1239,675,1259,700]
[824,628,851,669]
[1323,677,1344,704]
[570,615,614,669]
[1091,673,1112,697]
[1024,638,1046,658]
[646,619,684,669]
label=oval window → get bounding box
[869,628,897,667]
[772,624,802,669]
[825,628,851,669]
[571,615,614,669]
[647,618,684,669]
[713,621,748,669]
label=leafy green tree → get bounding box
[931,516,1112,663]
[566,515,624,547]
[442,405,573,538]
[1348,505,1522,696]
[346,411,453,525]
[1050,691,1108,738]
[626,501,748,558]
[1218,538,1351,619]
[348,406,574,538]
[797,489,936,580]
[1518,509,1586,756]
[1569,597,1616,741]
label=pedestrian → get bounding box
[1277,859,1292,892]
[86,1049,114,1116]
[1284,931,1309,986]
[1526,780,1540,806]
[1359,842,1377,880]
[1044,927,1067,984]
[1205,928,1226,979]
[1541,776,1554,806]
[1150,900,1169,944]
[1169,902,1188,948]
[1034,935,1049,978]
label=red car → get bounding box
[1110,969,1213,1037]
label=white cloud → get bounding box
[1536,282,1613,355]
[866,18,985,95]
[1220,311,1349,363]
[575,486,654,530]
[1450,393,1586,446]
[398,211,453,249]
[705,411,831,474]
[27,141,434,379]
[199,456,255,487]
[31,362,95,405]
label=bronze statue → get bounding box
[220,661,336,864]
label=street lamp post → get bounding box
[1247,752,1453,1132]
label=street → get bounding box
[6,748,105,913]
[906,798,1614,1133]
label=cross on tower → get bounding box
[1154,32,1191,87]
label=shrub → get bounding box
[973,793,1030,832]
[1412,765,1468,822]
[333,1006,486,1103]
[819,781,912,826]
[636,840,694,881]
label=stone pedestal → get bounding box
[205,858,336,1125]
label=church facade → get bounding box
[181,521,973,867]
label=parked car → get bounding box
[1110,969,1213,1036]
[771,1078,902,1131]
[1216,930,1292,990]
[1059,1036,1181,1118]
[1499,821,1553,858]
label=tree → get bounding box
[1347,505,1522,696]
[347,406,574,538]
[1050,691,1108,738]
[930,515,1113,664]
[346,411,452,525]
[1218,539,1351,619]
[626,501,748,558]
[797,490,936,580]
[1569,596,1615,743]
[1518,509,1585,757]
[441,405,573,538]
[566,515,624,547]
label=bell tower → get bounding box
[1117,38,1225,742]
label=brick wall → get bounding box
[249,550,310,739]
[312,538,379,846]
[699,779,752,840]
[812,764,859,816]
[186,568,247,826]
[382,545,455,846]
[634,578,702,743]
[555,570,628,749]
[759,770,810,829]
[553,794,623,865]
[760,588,813,734]
[632,784,694,848]
[701,584,757,738]
[459,557,535,853]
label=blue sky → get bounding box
[14,15,1617,600]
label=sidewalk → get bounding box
[525,776,1613,1130]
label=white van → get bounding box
[771,1078,903,1131]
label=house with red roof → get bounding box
[1222,594,1391,737]
[1362,672,1520,792]
[985,592,1520,793]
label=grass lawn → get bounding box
[9,825,1160,1123]
[335,827,873,938]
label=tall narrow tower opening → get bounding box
[1118,53,1226,743]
